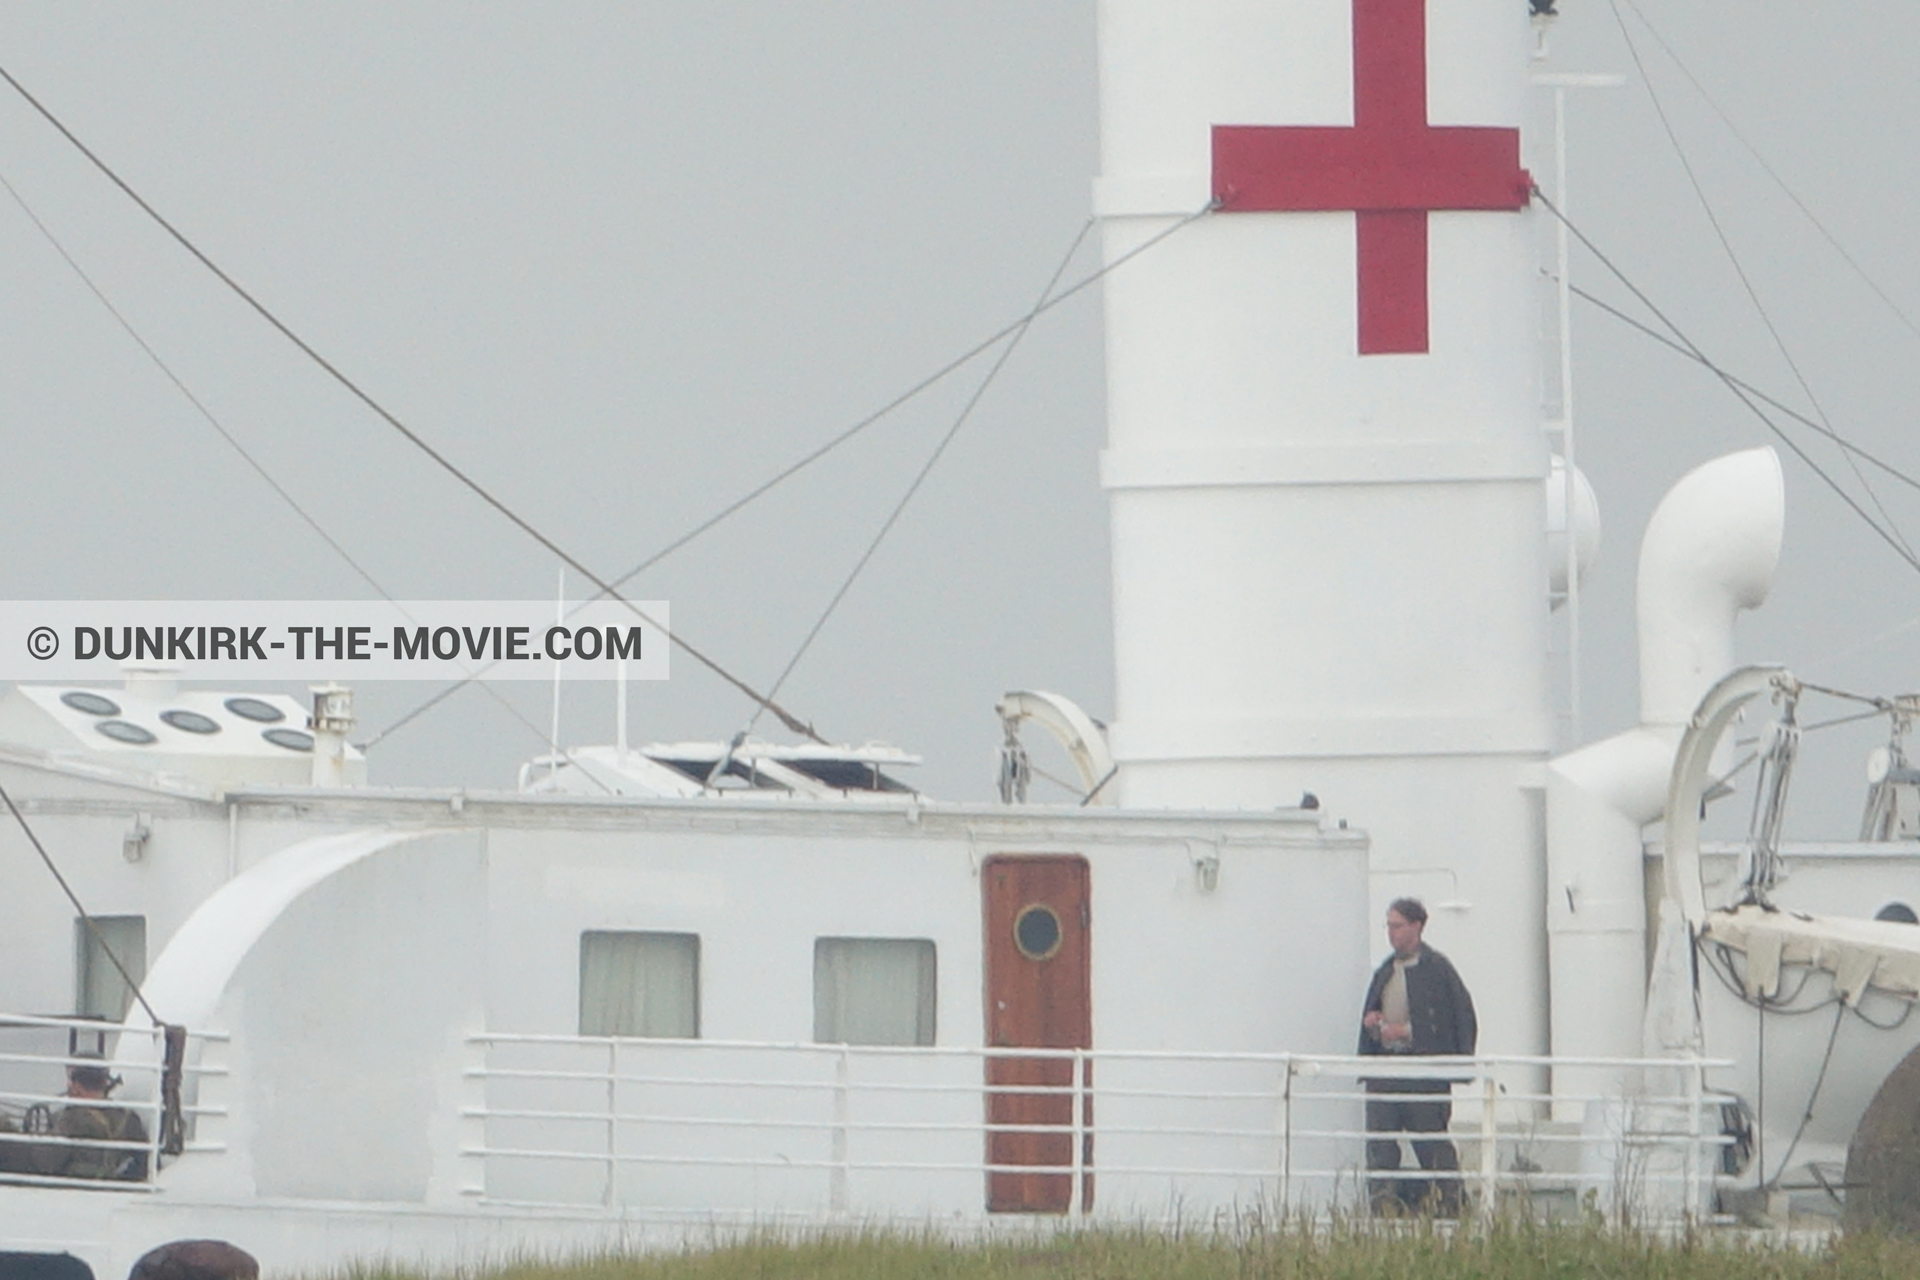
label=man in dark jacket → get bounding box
[1358,897,1477,1215]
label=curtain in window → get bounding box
[77,916,146,1020]
[579,931,699,1037]
[813,937,936,1046]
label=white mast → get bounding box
[1096,0,1553,1056]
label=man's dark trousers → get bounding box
[1365,1078,1460,1215]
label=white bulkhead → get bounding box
[0,754,1368,1243]
[1097,0,1553,1056]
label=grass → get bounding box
[341,1221,1920,1280]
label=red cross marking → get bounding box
[1211,0,1531,355]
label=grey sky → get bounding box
[0,4,1914,836]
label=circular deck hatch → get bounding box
[161,709,221,735]
[225,696,285,723]
[61,691,120,717]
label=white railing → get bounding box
[463,1034,1735,1223]
[0,1013,228,1190]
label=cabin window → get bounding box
[813,937,936,1046]
[76,915,146,1020]
[578,931,699,1038]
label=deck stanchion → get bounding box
[1477,1066,1498,1224]
[1685,1056,1703,1223]
[1069,1048,1086,1220]
[1279,1056,1294,1212]
[831,1046,850,1214]
[457,1034,488,1200]
[603,1040,617,1208]
[412,1037,1736,1225]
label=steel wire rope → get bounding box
[1575,276,1920,669]
[1761,1001,1846,1190]
[1569,284,1920,495]
[0,781,163,1029]
[1848,996,1916,1033]
[0,168,386,601]
[365,203,1215,749]
[584,211,1200,605]
[1793,707,1888,736]
[1704,750,1758,796]
[734,217,1100,748]
[1024,762,1090,801]
[1606,0,1918,565]
[1536,191,1920,581]
[1699,942,1831,1017]
[0,166,619,794]
[1079,766,1119,808]
[0,61,819,744]
[1732,706,1886,749]
[1618,0,1920,344]
[1793,679,1898,709]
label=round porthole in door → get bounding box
[1014,903,1063,960]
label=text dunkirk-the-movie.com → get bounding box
[1,601,670,682]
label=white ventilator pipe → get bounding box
[1545,447,1783,1106]
[1098,0,1552,1058]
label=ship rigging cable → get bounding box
[1617,0,1920,345]
[741,217,1099,739]
[2,780,192,1155]
[582,205,1211,609]
[1606,0,1917,565]
[0,168,617,793]
[0,62,822,746]
[0,781,161,1029]
[0,167,385,601]
[1538,192,1920,580]
[1569,286,1920,495]
[1763,1002,1847,1190]
[1714,705,1901,797]
[367,203,1215,749]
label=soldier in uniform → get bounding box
[28,1055,150,1181]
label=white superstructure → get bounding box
[0,707,1373,1273]
[6,0,1920,1273]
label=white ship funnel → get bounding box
[1097,0,1553,1058]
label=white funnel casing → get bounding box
[1635,447,1786,727]
[1545,446,1784,1099]
[1097,1,1551,1055]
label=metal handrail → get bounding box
[463,1036,1736,1222]
[0,1017,224,1188]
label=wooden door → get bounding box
[983,855,1091,1213]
